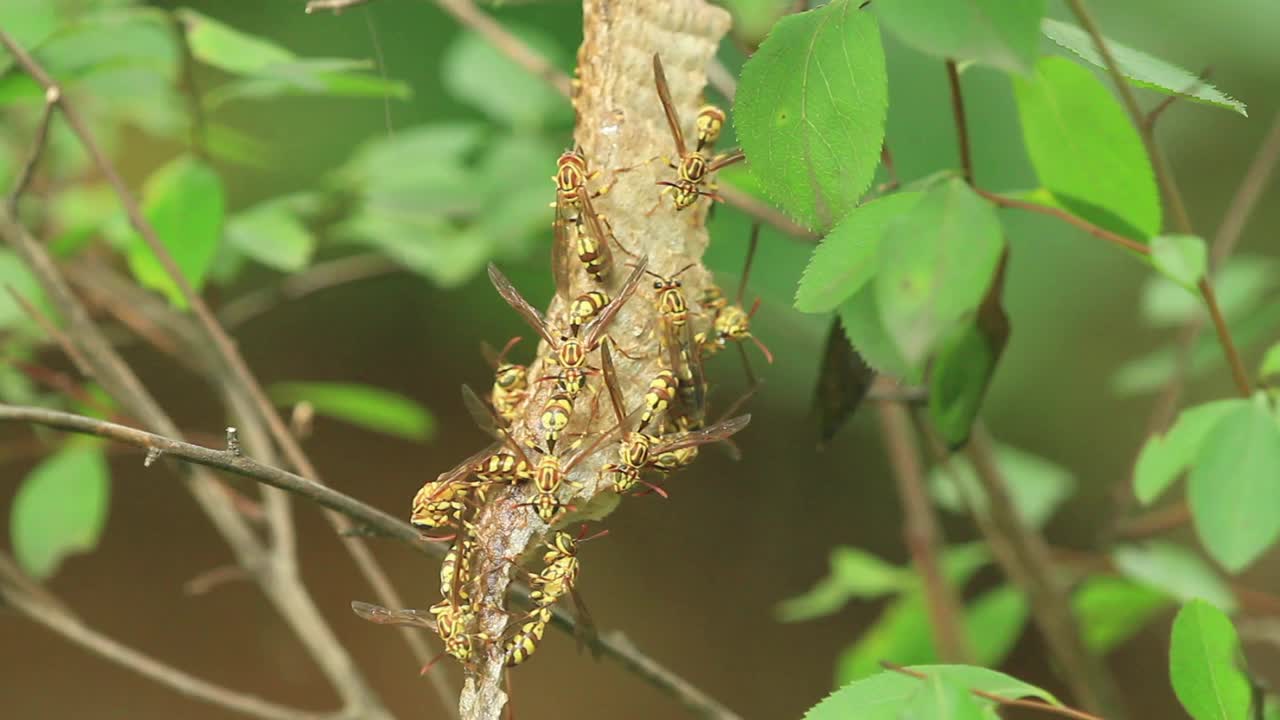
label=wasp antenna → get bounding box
[738,224,761,305]
[496,336,524,364]
[750,333,775,365]
[671,263,697,279]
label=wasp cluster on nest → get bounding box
[356,54,769,673]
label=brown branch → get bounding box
[6,86,58,214]
[874,379,971,662]
[0,211,390,718]
[1143,112,1280,431]
[4,284,94,378]
[881,663,1105,720]
[1198,278,1251,396]
[0,556,331,720]
[716,184,819,240]
[945,60,973,184]
[0,30,444,713]
[0,403,743,720]
[306,0,572,98]
[218,254,399,328]
[975,188,1150,255]
[964,427,1122,718]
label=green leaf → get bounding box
[1133,399,1239,505]
[809,666,1057,720]
[0,249,49,332]
[11,444,111,579]
[1013,57,1161,239]
[0,0,60,74]
[794,192,924,313]
[268,382,435,442]
[442,27,569,129]
[1170,600,1252,720]
[1260,342,1280,385]
[927,285,1009,449]
[838,284,911,379]
[125,155,224,308]
[175,8,293,75]
[777,547,910,622]
[735,0,888,231]
[226,200,316,272]
[874,0,1045,75]
[1151,234,1208,292]
[719,0,795,47]
[1073,576,1171,653]
[1188,397,1280,572]
[929,444,1074,530]
[1112,542,1236,612]
[964,585,1029,667]
[876,179,1004,379]
[1042,19,1247,116]
[900,674,988,720]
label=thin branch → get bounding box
[945,60,973,184]
[218,254,399,328]
[1141,67,1212,133]
[1063,0,1193,235]
[0,210,389,718]
[1143,111,1280,431]
[306,0,572,98]
[1198,278,1251,395]
[975,188,1150,255]
[5,283,95,377]
[1115,500,1191,539]
[0,403,744,720]
[305,0,373,12]
[706,58,737,102]
[965,427,1122,718]
[170,12,208,160]
[873,379,971,662]
[881,663,1105,720]
[6,86,58,214]
[0,31,443,711]
[0,556,330,720]
[716,184,819,240]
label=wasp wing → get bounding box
[651,54,687,158]
[352,601,438,631]
[488,263,557,346]
[599,339,629,428]
[651,414,751,456]
[582,254,648,349]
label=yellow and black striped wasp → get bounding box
[696,224,774,375]
[638,262,707,429]
[487,257,648,405]
[551,149,635,286]
[652,54,745,211]
[481,336,529,427]
[598,338,752,496]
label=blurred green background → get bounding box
[2,0,1278,718]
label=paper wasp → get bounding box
[351,600,489,671]
[640,262,707,426]
[598,338,751,495]
[552,149,634,287]
[652,54,745,211]
[487,257,648,405]
[696,224,774,371]
[481,336,529,427]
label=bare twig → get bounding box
[218,254,399,328]
[0,30,445,713]
[305,0,373,12]
[0,211,389,718]
[945,61,973,184]
[6,86,58,214]
[4,284,94,377]
[874,379,971,662]
[169,12,207,159]
[707,58,737,102]
[0,403,743,720]
[1144,112,1280,428]
[716,184,819,240]
[1141,67,1212,133]
[881,663,1105,720]
[975,188,1150,255]
[0,556,330,720]
[965,427,1121,717]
